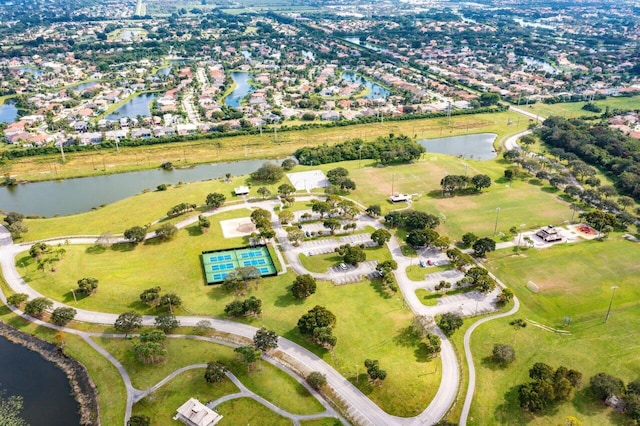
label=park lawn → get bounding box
[415,289,439,306]
[347,158,572,239]
[96,337,324,415]
[21,228,441,416]
[466,236,640,425]
[132,368,238,425]
[528,95,640,120]
[216,398,292,425]
[20,174,286,239]
[4,111,527,183]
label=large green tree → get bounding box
[291,274,317,299]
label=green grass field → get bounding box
[22,233,440,416]
[98,337,324,415]
[465,236,640,425]
[527,95,640,119]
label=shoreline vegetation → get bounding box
[1,108,520,184]
[0,321,100,426]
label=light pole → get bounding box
[493,207,501,236]
[70,289,77,303]
[605,286,619,323]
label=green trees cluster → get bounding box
[205,192,226,209]
[134,330,167,364]
[250,208,275,240]
[204,361,227,383]
[290,274,317,299]
[297,306,337,349]
[294,133,425,166]
[440,173,491,195]
[77,277,98,295]
[384,209,440,230]
[446,248,474,270]
[491,343,515,366]
[409,315,441,359]
[4,212,28,240]
[376,260,399,294]
[24,297,53,318]
[124,226,147,244]
[364,359,387,384]
[221,266,261,295]
[155,223,178,241]
[51,307,77,326]
[438,312,463,336]
[253,327,278,352]
[224,296,263,317]
[335,244,366,266]
[472,237,496,257]
[166,202,196,218]
[518,363,583,412]
[461,267,496,293]
[250,162,284,183]
[539,116,640,201]
[326,167,356,192]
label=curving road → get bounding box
[0,196,459,426]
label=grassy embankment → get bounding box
[1,110,527,182]
[465,236,640,425]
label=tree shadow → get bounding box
[208,286,230,302]
[368,278,393,299]
[393,326,421,348]
[480,355,508,371]
[541,186,560,194]
[572,387,606,417]
[414,342,438,363]
[109,242,137,252]
[274,289,305,307]
[85,245,106,255]
[494,385,535,425]
[186,225,203,237]
[528,178,543,186]
[347,376,375,395]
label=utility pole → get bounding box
[493,207,501,236]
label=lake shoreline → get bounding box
[0,321,100,425]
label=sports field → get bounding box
[201,245,277,284]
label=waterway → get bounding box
[0,158,271,217]
[224,72,254,107]
[0,336,80,425]
[156,59,189,76]
[107,93,159,120]
[71,82,100,92]
[522,56,560,75]
[418,133,497,160]
[344,37,383,52]
[0,100,18,123]
[341,71,389,100]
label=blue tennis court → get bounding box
[202,245,277,284]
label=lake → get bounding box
[341,72,389,100]
[0,100,18,124]
[224,72,254,107]
[0,336,80,425]
[71,82,100,92]
[0,158,274,217]
[344,37,383,52]
[107,93,158,120]
[419,133,498,160]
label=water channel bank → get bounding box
[0,321,99,425]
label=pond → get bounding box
[16,66,43,77]
[71,82,100,92]
[107,93,158,120]
[156,59,189,76]
[0,336,80,425]
[418,133,497,160]
[0,158,274,217]
[224,72,254,108]
[0,100,18,124]
[344,37,383,52]
[522,56,560,75]
[341,71,389,100]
